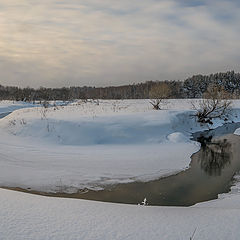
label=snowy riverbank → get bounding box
[1,99,240,192]
[1,99,240,239]
[0,187,240,240]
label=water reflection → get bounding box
[4,131,240,206]
[196,139,232,176]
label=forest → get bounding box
[0,71,239,101]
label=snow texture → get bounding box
[1,99,240,239]
[0,188,240,240]
[0,99,240,192]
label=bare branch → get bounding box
[193,84,232,124]
[149,83,171,110]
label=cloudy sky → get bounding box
[0,0,240,88]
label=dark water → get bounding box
[0,112,11,118]
[64,137,240,206]
[192,122,240,142]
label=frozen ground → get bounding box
[0,99,240,192]
[0,187,240,240]
[1,99,240,240]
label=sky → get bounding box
[0,0,240,88]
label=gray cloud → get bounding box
[0,0,239,87]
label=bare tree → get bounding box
[149,83,171,110]
[193,84,232,124]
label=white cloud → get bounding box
[0,0,239,87]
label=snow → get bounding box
[0,99,240,192]
[234,127,240,135]
[0,100,38,114]
[1,99,240,239]
[0,188,240,240]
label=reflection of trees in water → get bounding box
[197,139,232,176]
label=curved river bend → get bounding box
[1,112,240,206]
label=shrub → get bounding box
[193,84,232,124]
[149,83,171,110]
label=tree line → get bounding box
[0,71,239,101]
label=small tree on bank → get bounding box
[149,83,171,110]
[193,84,232,124]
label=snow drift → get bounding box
[0,99,239,193]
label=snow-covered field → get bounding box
[1,99,238,192]
[1,99,240,239]
[1,99,240,192]
[0,188,240,240]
